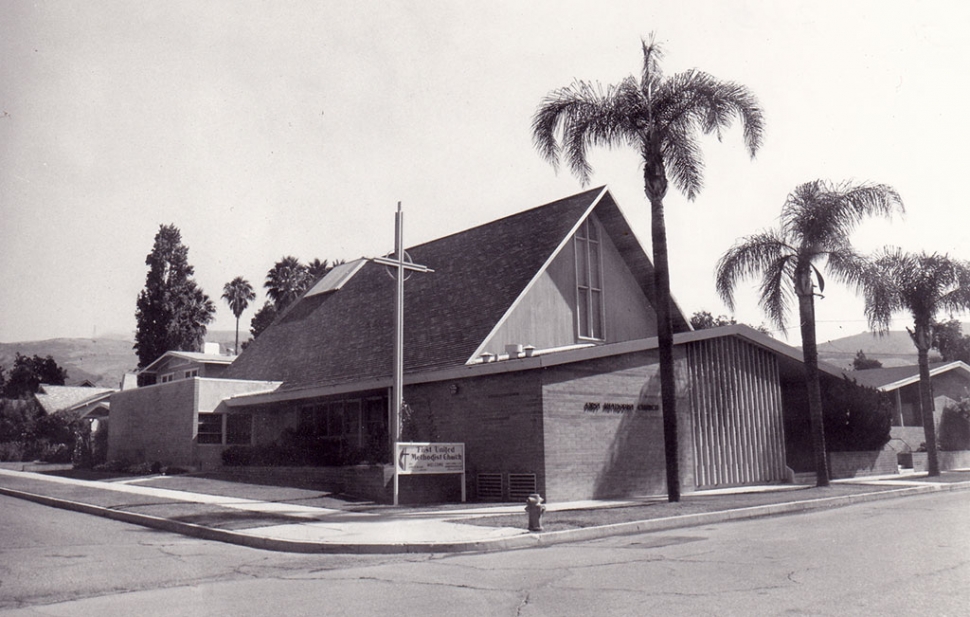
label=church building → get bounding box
[110,187,834,502]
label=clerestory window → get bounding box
[575,217,604,340]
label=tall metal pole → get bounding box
[392,202,404,506]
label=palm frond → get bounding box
[782,180,903,250]
[533,37,763,204]
[639,34,664,100]
[661,123,704,199]
[758,254,797,332]
[532,80,644,185]
[823,248,870,293]
[714,230,792,310]
[863,247,916,333]
[648,70,763,199]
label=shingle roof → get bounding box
[225,187,688,391]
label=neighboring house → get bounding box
[109,187,846,502]
[34,384,116,418]
[849,361,970,452]
[138,345,237,385]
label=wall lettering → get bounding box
[582,402,660,414]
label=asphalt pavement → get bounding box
[1,464,967,554]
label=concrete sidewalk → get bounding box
[1,467,968,554]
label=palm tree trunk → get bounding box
[914,326,940,476]
[796,280,829,487]
[649,194,680,503]
[234,317,240,355]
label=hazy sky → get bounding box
[2,1,968,347]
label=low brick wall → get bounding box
[829,449,970,477]
[940,450,970,469]
[828,450,899,479]
[912,450,970,472]
[217,465,389,500]
[215,465,464,504]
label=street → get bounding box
[1,490,967,616]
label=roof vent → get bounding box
[480,352,495,363]
[523,345,536,358]
[505,344,524,359]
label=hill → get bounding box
[0,328,948,385]
[0,330,245,388]
[818,331,919,370]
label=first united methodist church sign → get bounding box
[396,442,466,501]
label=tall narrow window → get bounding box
[575,218,604,340]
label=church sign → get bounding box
[396,442,466,502]
[396,442,465,475]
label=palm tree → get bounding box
[265,256,309,311]
[715,180,903,487]
[306,258,331,284]
[861,249,970,476]
[532,36,765,502]
[222,276,256,354]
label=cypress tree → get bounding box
[134,225,215,373]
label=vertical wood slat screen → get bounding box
[687,337,787,487]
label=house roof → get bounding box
[225,187,690,391]
[139,350,237,375]
[848,361,970,391]
[34,384,115,415]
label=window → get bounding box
[197,413,223,444]
[160,373,174,383]
[575,218,604,340]
[184,369,199,379]
[226,414,252,445]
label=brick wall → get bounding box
[108,378,281,469]
[540,349,693,501]
[108,379,197,466]
[406,371,545,502]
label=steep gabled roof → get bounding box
[225,187,688,391]
[848,361,970,391]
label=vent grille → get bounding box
[508,473,537,500]
[477,473,503,501]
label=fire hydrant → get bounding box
[525,493,546,532]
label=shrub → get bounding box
[39,442,72,463]
[221,431,388,468]
[823,376,893,452]
[124,461,153,475]
[94,459,130,473]
[0,441,25,462]
[939,401,970,451]
[162,466,189,475]
[222,445,254,466]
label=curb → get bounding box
[2,481,968,554]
